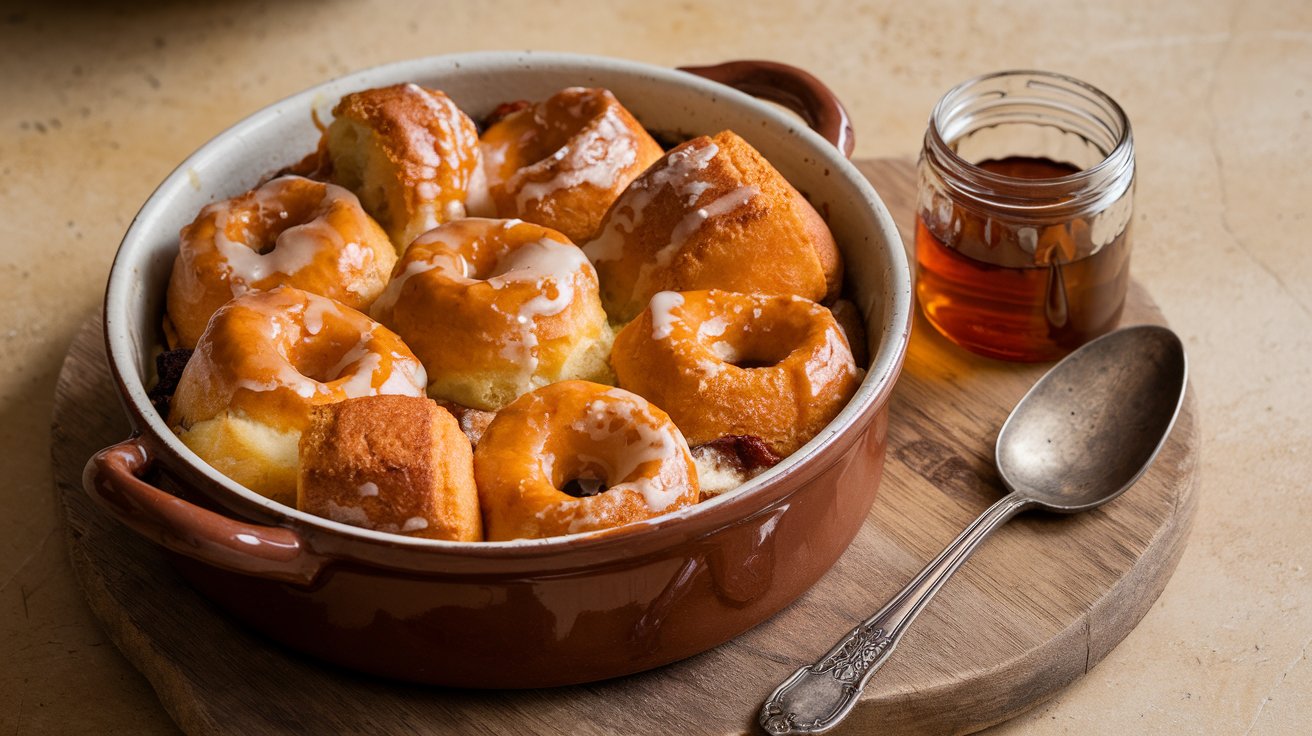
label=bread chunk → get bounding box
[298,395,482,541]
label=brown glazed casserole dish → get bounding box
[84,52,912,687]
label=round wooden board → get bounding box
[50,158,1199,736]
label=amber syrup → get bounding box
[915,157,1131,362]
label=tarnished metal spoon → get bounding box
[759,325,1188,735]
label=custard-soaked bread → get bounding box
[165,175,397,349]
[690,434,781,500]
[327,84,486,248]
[371,218,613,411]
[611,290,861,457]
[480,87,664,243]
[298,395,481,541]
[583,130,842,322]
[169,287,427,506]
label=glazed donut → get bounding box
[169,286,427,506]
[298,395,481,541]
[583,130,843,323]
[164,175,397,349]
[473,381,699,540]
[326,83,487,248]
[479,87,664,243]
[371,218,613,411]
[610,290,861,457]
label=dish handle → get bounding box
[83,437,325,586]
[678,60,856,158]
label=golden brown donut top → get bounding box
[370,218,607,408]
[170,286,426,432]
[329,83,484,245]
[611,289,860,456]
[165,175,396,349]
[474,380,699,540]
[480,87,664,243]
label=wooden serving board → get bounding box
[50,158,1199,735]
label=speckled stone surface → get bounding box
[1,1,1308,734]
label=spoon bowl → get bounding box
[997,324,1188,512]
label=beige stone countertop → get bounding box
[2,1,1308,733]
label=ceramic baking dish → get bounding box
[83,52,912,687]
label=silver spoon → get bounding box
[759,324,1188,735]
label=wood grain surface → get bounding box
[49,158,1200,736]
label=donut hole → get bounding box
[285,332,367,384]
[707,319,808,370]
[447,231,526,283]
[560,476,608,498]
[552,456,614,499]
[238,183,329,255]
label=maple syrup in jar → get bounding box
[916,71,1135,361]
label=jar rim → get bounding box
[925,69,1134,212]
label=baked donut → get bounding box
[326,83,486,248]
[164,175,397,349]
[371,218,613,411]
[479,87,664,243]
[583,130,842,322]
[169,286,427,506]
[474,381,698,540]
[610,290,861,457]
[298,395,481,541]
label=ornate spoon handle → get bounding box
[759,494,1032,735]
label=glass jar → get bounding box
[915,70,1135,361]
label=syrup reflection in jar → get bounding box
[915,71,1135,362]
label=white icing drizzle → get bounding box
[553,389,690,527]
[697,315,728,339]
[486,237,593,386]
[358,482,379,497]
[648,291,685,340]
[210,177,361,294]
[654,185,759,271]
[234,375,318,400]
[377,353,428,395]
[400,83,477,176]
[486,238,591,319]
[232,292,425,401]
[369,227,472,318]
[802,320,855,397]
[232,296,327,399]
[396,84,481,229]
[582,140,720,264]
[375,220,591,396]
[696,358,726,384]
[333,350,384,397]
[597,389,688,513]
[709,340,740,363]
[302,295,335,336]
[322,500,371,527]
[509,98,640,213]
